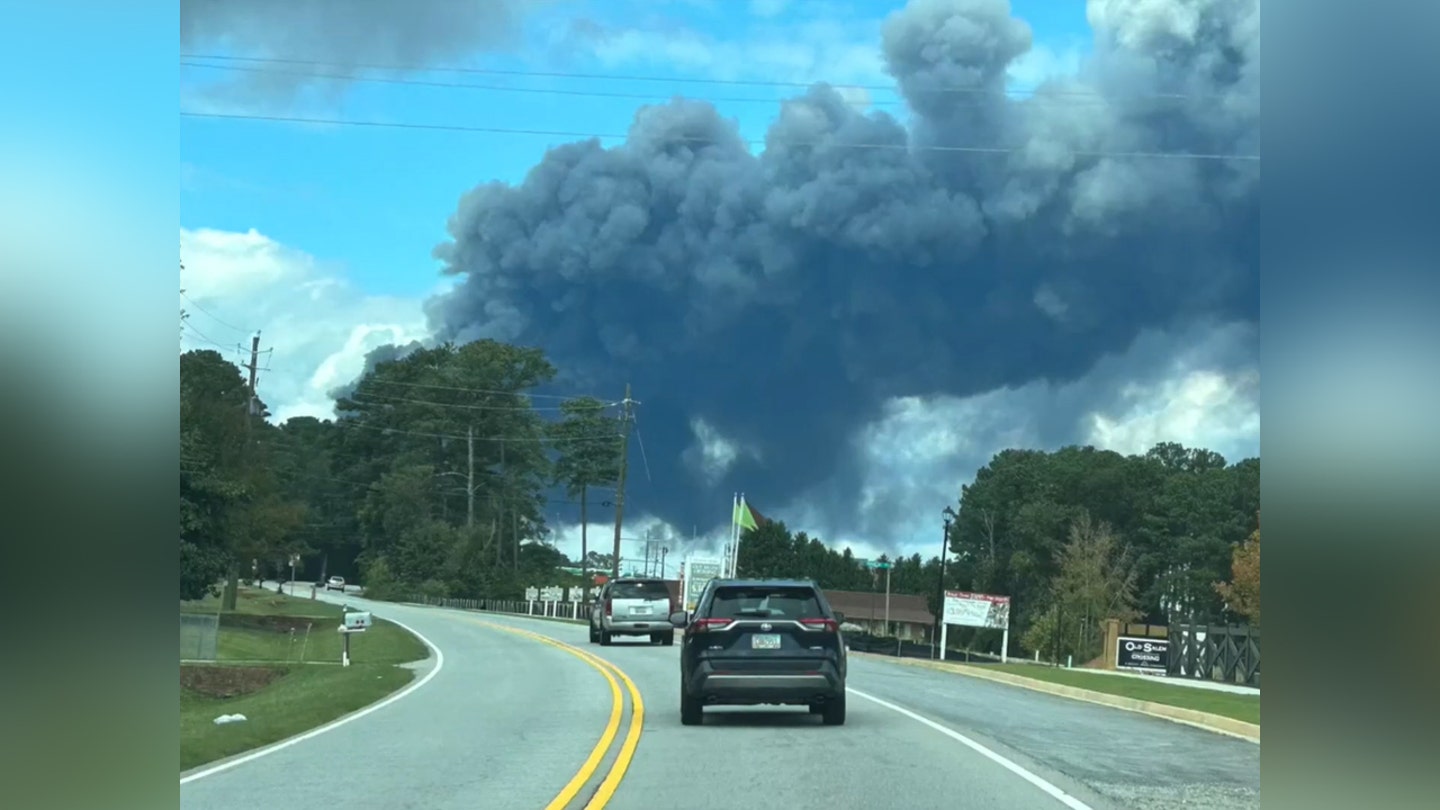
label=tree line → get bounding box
[179,339,622,608]
[180,336,1261,665]
[733,442,1260,664]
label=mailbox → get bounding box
[342,611,372,632]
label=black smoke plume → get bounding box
[417,0,1259,535]
[181,0,548,107]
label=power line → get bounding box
[179,290,253,335]
[347,393,580,413]
[343,376,605,401]
[181,323,247,354]
[179,60,1125,110]
[250,364,618,404]
[345,391,616,412]
[334,419,619,444]
[632,415,654,484]
[178,52,1200,102]
[180,111,1260,162]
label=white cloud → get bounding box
[179,227,433,423]
[544,515,711,579]
[768,321,1258,561]
[681,416,760,485]
[1006,39,1086,91]
[1088,368,1260,456]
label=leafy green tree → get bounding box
[952,441,1259,639]
[179,350,304,605]
[549,396,621,588]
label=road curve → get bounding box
[183,594,1260,810]
[180,606,624,810]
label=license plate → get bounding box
[631,605,651,614]
[751,634,781,650]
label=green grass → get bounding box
[213,617,426,663]
[181,585,341,618]
[179,586,432,771]
[180,663,415,771]
[979,663,1260,725]
[180,586,428,664]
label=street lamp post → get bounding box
[938,506,956,658]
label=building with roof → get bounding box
[822,589,935,642]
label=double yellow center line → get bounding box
[469,620,644,810]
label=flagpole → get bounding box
[733,492,744,577]
[729,492,739,577]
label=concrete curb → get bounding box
[855,653,1260,744]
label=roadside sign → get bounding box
[567,586,584,602]
[682,556,723,611]
[540,586,563,602]
[864,559,892,570]
[1116,636,1169,674]
[524,587,539,601]
[942,591,1010,630]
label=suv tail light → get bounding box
[800,618,839,633]
[691,618,731,633]
[604,599,612,617]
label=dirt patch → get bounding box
[181,665,287,698]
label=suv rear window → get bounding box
[610,581,670,600]
[709,585,824,620]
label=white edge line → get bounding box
[848,688,1096,810]
[179,616,446,785]
[861,654,1260,745]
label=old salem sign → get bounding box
[1115,635,1170,673]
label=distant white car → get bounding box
[326,576,346,592]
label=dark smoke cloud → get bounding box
[417,0,1259,534]
[180,0,553,107]
[325,340,426,406]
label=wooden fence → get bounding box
[1166,619,1260,687]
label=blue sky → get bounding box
[180,0,1090,300]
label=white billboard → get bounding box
[683,556,724,610]
[943,590,1011,630]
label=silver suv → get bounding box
[589,578,675,646]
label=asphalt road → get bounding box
[181,593,1260,810]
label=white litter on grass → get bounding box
[213,713,248,725]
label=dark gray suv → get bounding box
[670,578,847,726]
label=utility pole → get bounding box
[245,332,261,417]
[611,383,635,580]
[466,425,475,528]
[883,561,892,636]
[223,331,262,612]
[498,439,507,566]
[938,506,956,659]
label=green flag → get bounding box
[734,497,762,531]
